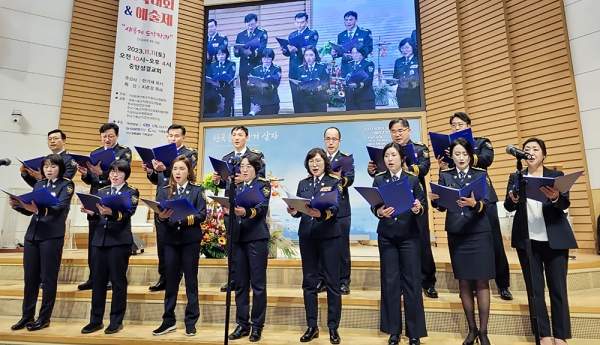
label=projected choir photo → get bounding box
[201,0,422,119]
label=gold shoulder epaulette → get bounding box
[250,149,262,154]
[99,185,110,190]
[328,173,341,180]
[472,167,486,172]
[413,141,425,146]
[62,177,72,182]
[120,144,129,149]
[404,170,417,177]
[258,177,269,182]
[128,185,137,190]
[190,181,202,186]
[163,185,170,188]
[340,151,350,156]
[300,175,311,181]
[375,171,387,177]
[441,168,454,172]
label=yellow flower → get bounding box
[218,237,227,245]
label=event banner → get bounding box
[202,119,421,240]
[108,0,179,150]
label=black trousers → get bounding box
[233,239,268,330]
[396,87,420,108]
[487,203,510,288]
[517,241,571,339]
[240,76,252,115]
[346,96,375,111]
[90,245,131,326]
[290,80,302,113]
[22,237,64,319]
[259,104,279,115]
[163,242,200,326]
[155,222,166,281]
[378,236,427,338]
[87,219,99,280]
[416,212,436,288]
[299,236,341,329]
[319,216,351,285]
[302,96,327,113]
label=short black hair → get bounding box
[108,159,131,180]
[522,137,547,157]
[388,118,410,130]
[449,138,474,167]
[323,127,341,139]
[382,142,406,163]
[242,154,263,175]
[208,19,217,26]
[449,112,471,126]
[168,124,186,135]
[353,43,369,58]
[399,38,418,56]
[295,12,308,21]
[244,13,258,23]
[344,11,358,20]
[100,123,119,135]
[231,125,249,136]
[304,148,332,176]
[41,154,66,179]
[204,90,222,114]
[215,44,230,59]
[47,129,66,140]
[262,48,275,60]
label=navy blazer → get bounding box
[329,151,355,218]
[81,143,132,194]
[234,28,268,77]
[250,64,282,106]
[225,177,271,243]
[345,58,375,102]
[147,145,198,191]
[21,150,77,188]
[432,167,492,234]
[372,170,425,240]
[88,183,139,247]
[206,32,228,65]
[217,148,266,194]
[368,140,431,190]
[15,177,74,241]
[282,28,319,79]
[297,63,330,100]
[393,55,419,85]
[292,174,342,239]
[336,26,373,73]
[504,167,578,250]
[207,60,236,92]
[156,182,207,245]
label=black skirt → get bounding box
[447,231,495,280]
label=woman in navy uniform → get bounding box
[248,48,281,115]
[393,38,420,108]
[80,160,139,335]
[207,46,236,117]
[373,143,427,345]
[225,154,270,342]
[9,154,74,331]
[344,44,375,111]
[152,156,207,337]
[297,46,330,113]
[504,138,577,345]
[286,148,343,344]
[427,138,494,345]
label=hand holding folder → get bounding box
[2,188,60,208]
[331,154,354,174]
[346,70,369,85]
[429,175,487,213]
[248,75,280,86]
[206,73,234,84]
[283,190,338,213]
[141,198,196,222]
[77,192,131,213]
[70,149,116,171]
[330,39,359,55]
[209,186,265,209]
[233,36,261,51]
[16,156,44,171]
[277,35,306,50]
[523,170,584,202]
[134,143,178,168]
[429,128,475,164]
[355,178,415,216]
[209,156,238,181]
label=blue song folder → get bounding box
[134,143,178,168]
[2,188,60,208]
[429,174,487,213]
[233,36,261,50]
[236,186,265,209]
[209,156,239,180]
[282,189,339,213]
[429,128,475,164]
[355,178,415,216]
[329,39,359,54]
[16,156,44,171]
[402,143,418,166]
[346,70,369,84]
[206,73,234,84]
[77,192,131,213]
[366,146,386,172]
[276,35,307,49]
[141,198,197,222]
[248,75,280,85]
[289,78,322,92]
[331,154,354,174]
[70,148,116,171]
[523,170,584,202]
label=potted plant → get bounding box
[200,173,227,259]
[373,79,398,107]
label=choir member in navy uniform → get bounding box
[9,154,74,332]
[316,127,354,295]
[330,11,373,77]
[297,46,330,113]
[504,138,576,345]
[152,156,207,337]
[80,160,139,335]
[437,112,512,301]
[428,138,494,345]
[393,38,421,108]
[234,13,268,116]
[212,125,266,292]
[344,44,375,111]
[20,129,77,187]
[286,148,343,344]
[248,48,282,115]
[77,123,132,291]
[143,124,198,292]
[206,19,228,67]
[280,12,319,113]
[367,118,438,299]
[207,46,237,117]
[225,155,270,342]
[373,143,427,345]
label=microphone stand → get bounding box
[223,160,239,345]
[515,158,541,345]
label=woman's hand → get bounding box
[22,200,38,213]
[9,197,20,208]
[97,204,113,216]
[508,190,519,203]
[437,155,449,170]
[80,206,94,216]
[411,199,422,213]
[377,205,394,218]
[540,186,560,201]
[428,192,439,201]
[457,192,477,208]
[367,161,377,174]
[152,159,166,172]
[305,205,321,218]
[234,206,246,216]
[286,207,296,216]
[157,208,173,220]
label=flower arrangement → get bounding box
[202,172,219,194]
[373,79,398,107]
[200,173,227,259]
[326,62,346,108]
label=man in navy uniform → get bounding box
[20,129,77,187]
[368,118,438,299]
[76,123,132,291]
[280,12,319,113]
[331,11,373,78]
[206,19,228,67]
[436,112,512,301]
[213,125,266,292]
[234,13,268,116]
[144,124,199,292]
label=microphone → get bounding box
[506,145,532,160]
[0,158,11,166]
[228,155,242,166]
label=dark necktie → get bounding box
[328,155,333,161]
[242,183,249,192]
[314,178,320,193]
[236,152,242,157]
[309,66,313,74]
[348,31,353,39]
[111,187,117,195]
[247,31,251,38]
[392,175,399,182]
[219,63,223,69]
[178,186,184,195]
[405,57,409,66]
[459,171,466,182]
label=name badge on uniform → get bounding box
[305,35,310,39]
[320,186,331,192]
[51,192,56,197]
[410,64,418,68]
[212,43,219,47]
[358,38,364,41]
[301,74,307,78]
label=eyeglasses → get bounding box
[324,138,340,142]
[101,135,117,140]
[308,159,324,165]
[239,164,253,170]
[390,128,409,135]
